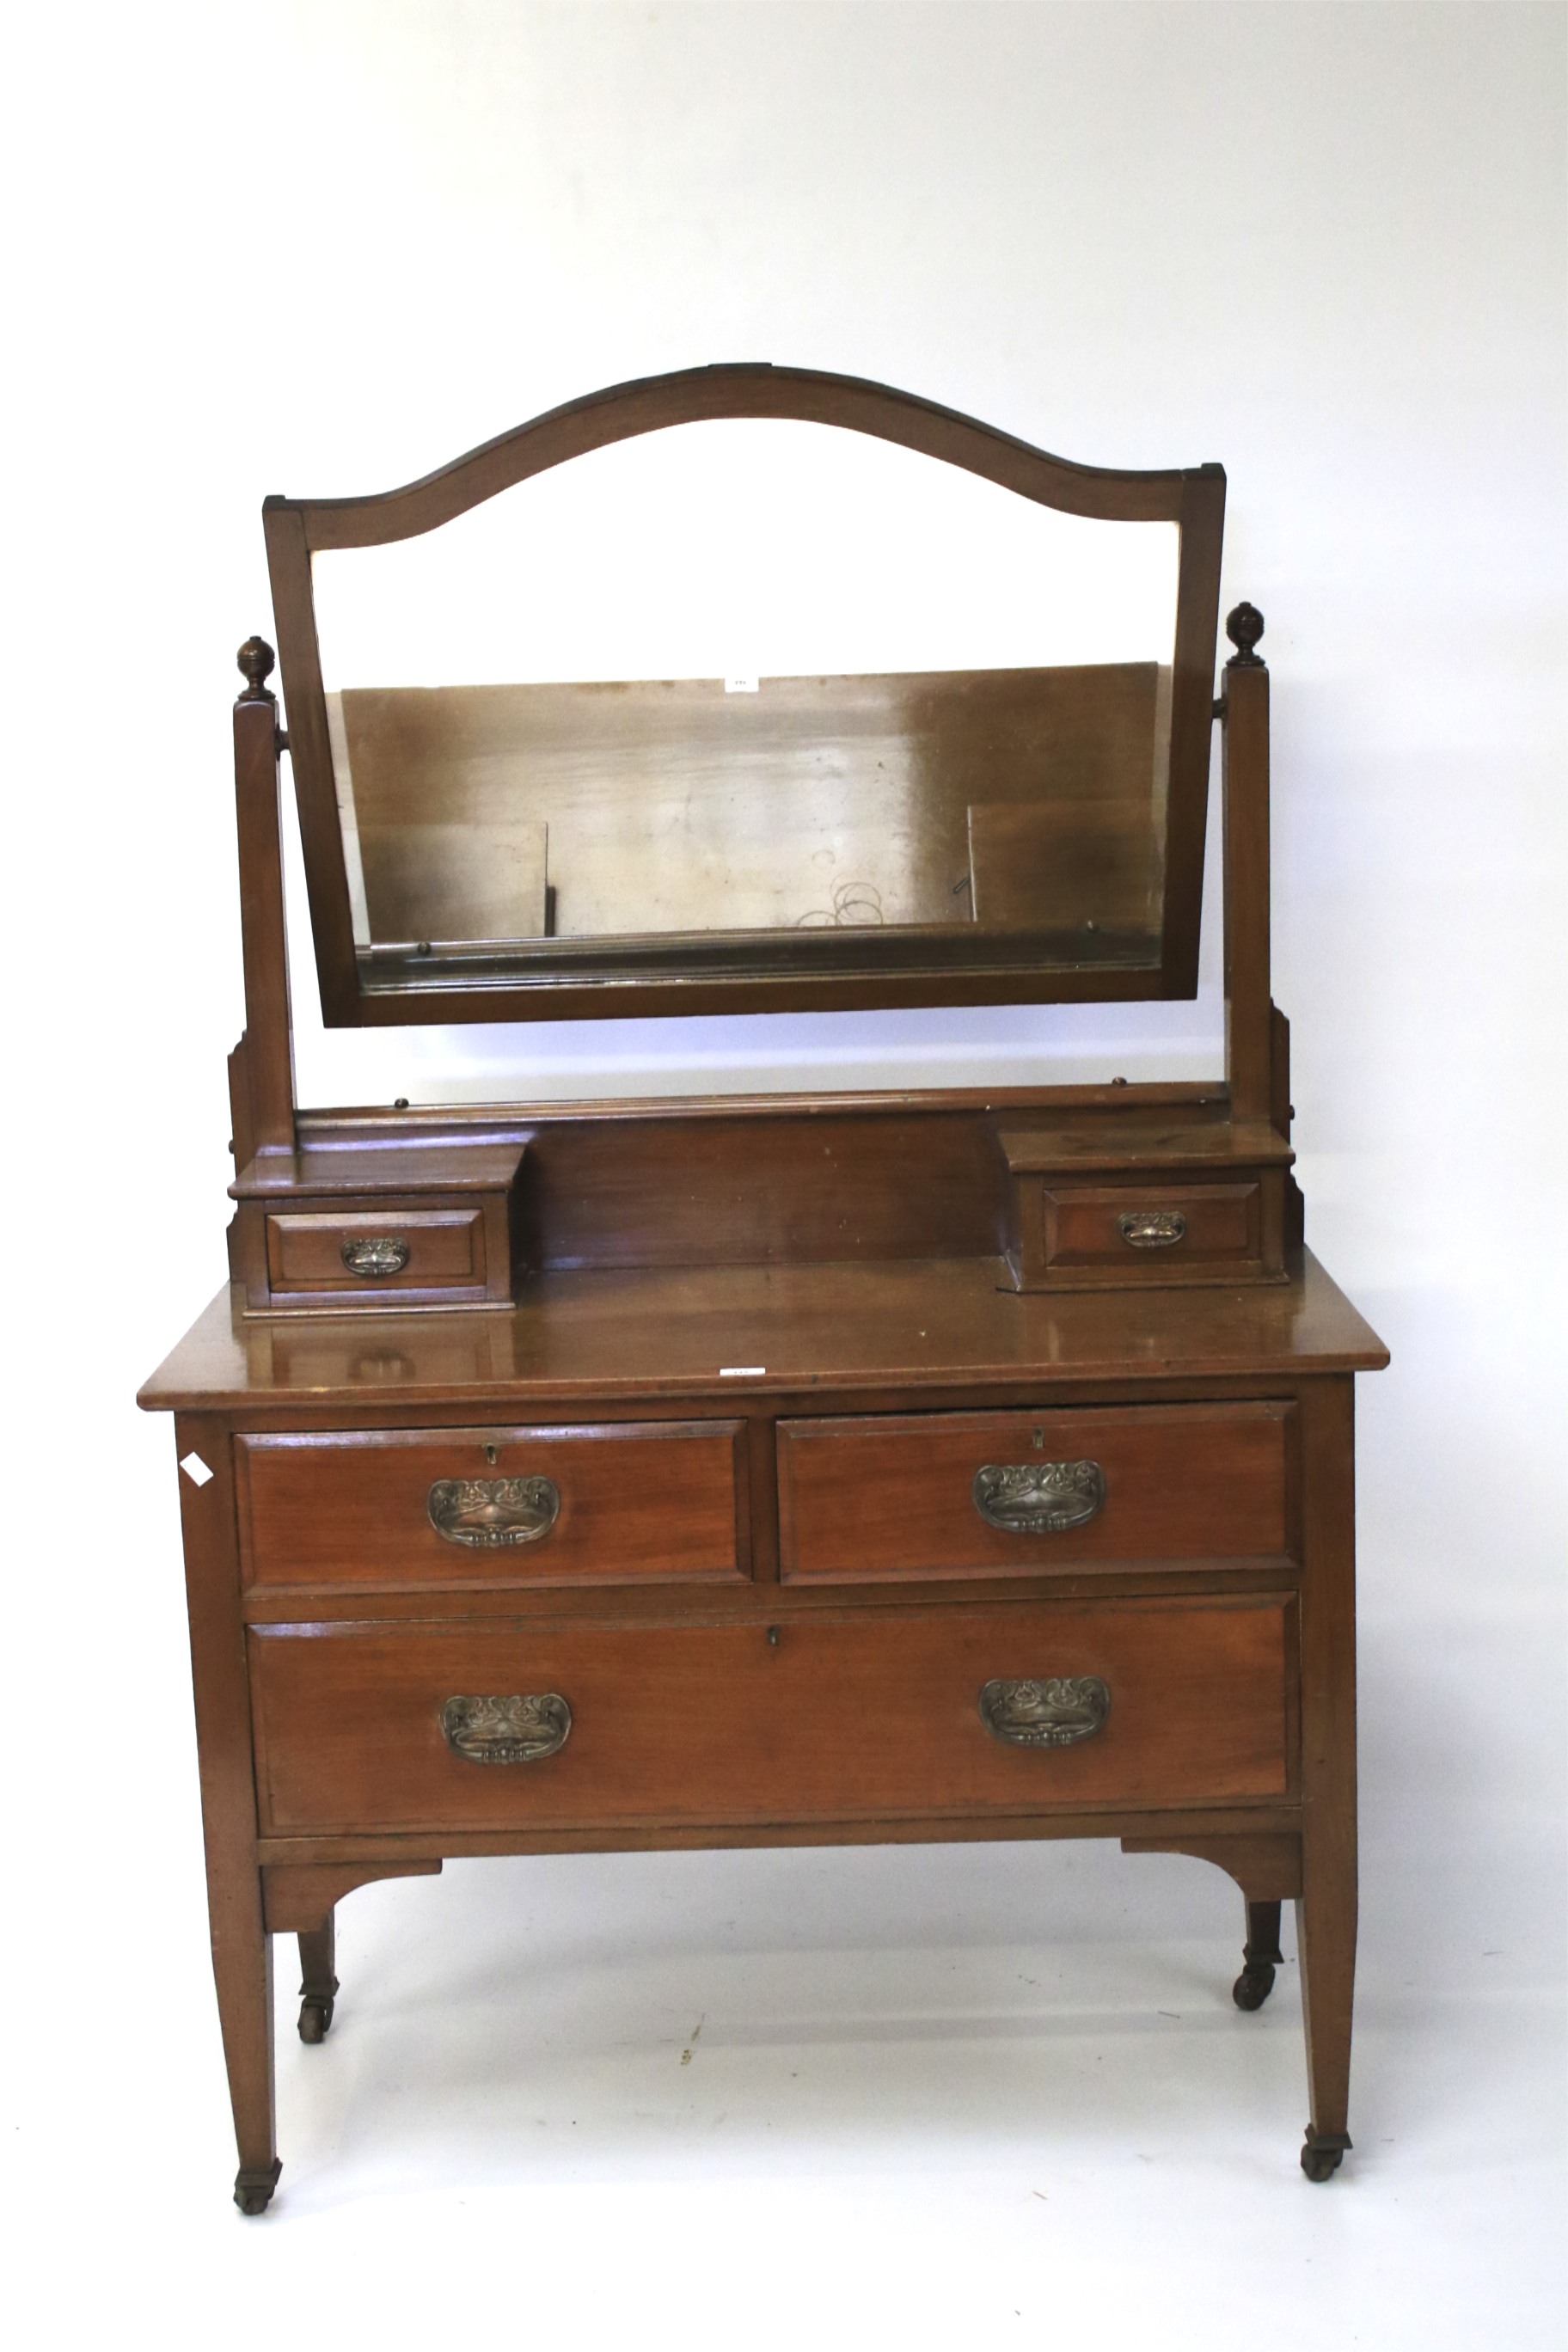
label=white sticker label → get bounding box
[724,675,759,694]
[179,1451,214,1487]
[719,1366,766,1377]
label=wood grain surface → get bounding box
[248,1595,1292,1835]
[139,1251,1388,1413]
[777,1402,1291,1582]
[236,1420,748,1590]
[266,1208,484,1289]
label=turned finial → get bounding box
[236,636,276,702]
[1225,603,1265,667]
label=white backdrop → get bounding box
[2,5,1562,2347]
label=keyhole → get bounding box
[484,1443,498,1467]
[1031,1428,1044,1451]
[766,1626,780,1647]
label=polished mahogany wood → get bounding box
[262,501,356,1021]
[1222,624,1273,1125]
[1039,1179,1264,1271]
[1003,1168,1288,1290]
[232,646,294,1156]
[776,1403,1292,1583]
[230,1093,1305,1293]
[265,1207,485,1289]
[521,1103,1006,1271]
[1295,1375,1359,2170]
[1121,1827,1302,1902]
[997,1110,1290,1172]
[247,1596,1292,1837]
[140,1249,1387,1414]
[1044,1179,1260,1261]
[172,1412,279,2213]
[261,1858,443,1933]
[235,1143,530,1196]
[333,953,1221,1029]
[235,1419,749,1591]
[286,365,1209,548]
[997,1108,1292,1292]
[254,1803,1301,1867]
[297,1086,1240,1274]
[229,1142,526,1315]
[142,409,1385,2208]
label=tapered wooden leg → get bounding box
[175,1413,281,2214]
[1233,1897,1283,2010]
[1296,1859,1357,2176]
[297,1912,339,2043]
[214,1904,279,2214]
[1296,1377,1359,2182]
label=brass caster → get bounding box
[1232,1958,1276,2010]
[298,1994,335,2043]
[297,1969,340,2043]
[234,2159,282,2215]
[1300,2129,1351,2182]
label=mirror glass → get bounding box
[311,420,1180,976]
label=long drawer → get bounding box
[776,1403,1292,1583]
[248,1596,1293,1835]
[235,1422,748,1590]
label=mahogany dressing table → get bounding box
[138,365,1387,2211]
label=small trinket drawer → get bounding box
[227,1145,528,1315]
[998,1121,1295,1292]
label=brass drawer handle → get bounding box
[980,1675,1110,1747]
[973,1460,1106,1534]
[427,1475,560,1547]
[440,1693,571,1764]
[340,1235,411,1277]
[1118,1209,1186,1249]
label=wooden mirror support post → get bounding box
[139,372,1385,2214]
[227,636,294,1170]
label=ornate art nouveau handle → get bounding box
[427,1475,560,1547]
[1117,1210,1186,1249]
[979,1675,1110,1747]
[972,1460,1106,1534]
[340,1235,411,1277]
[440,1693,571,1764]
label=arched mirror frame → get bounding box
[263,364,1226,1029]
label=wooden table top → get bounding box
[139,1250,1388,1414]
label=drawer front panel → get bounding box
[1004,1168,1287,1290]
[250,1597,1292,1834]
[778,1404,1290,1583]
[1045,1181,1259,1270]
[266,1208,485,1294]
[237,1423,747,1590]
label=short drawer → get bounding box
[236,1422,748,1590]
[1004,1168,1288,1290]
[777,1403,1291,1583]
[266,1208,486,1294]
[248,1596,1293,1834]
[1044,1180,1261,1270]
[230,1142,526,1314]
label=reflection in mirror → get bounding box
[310,420,1180,969]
